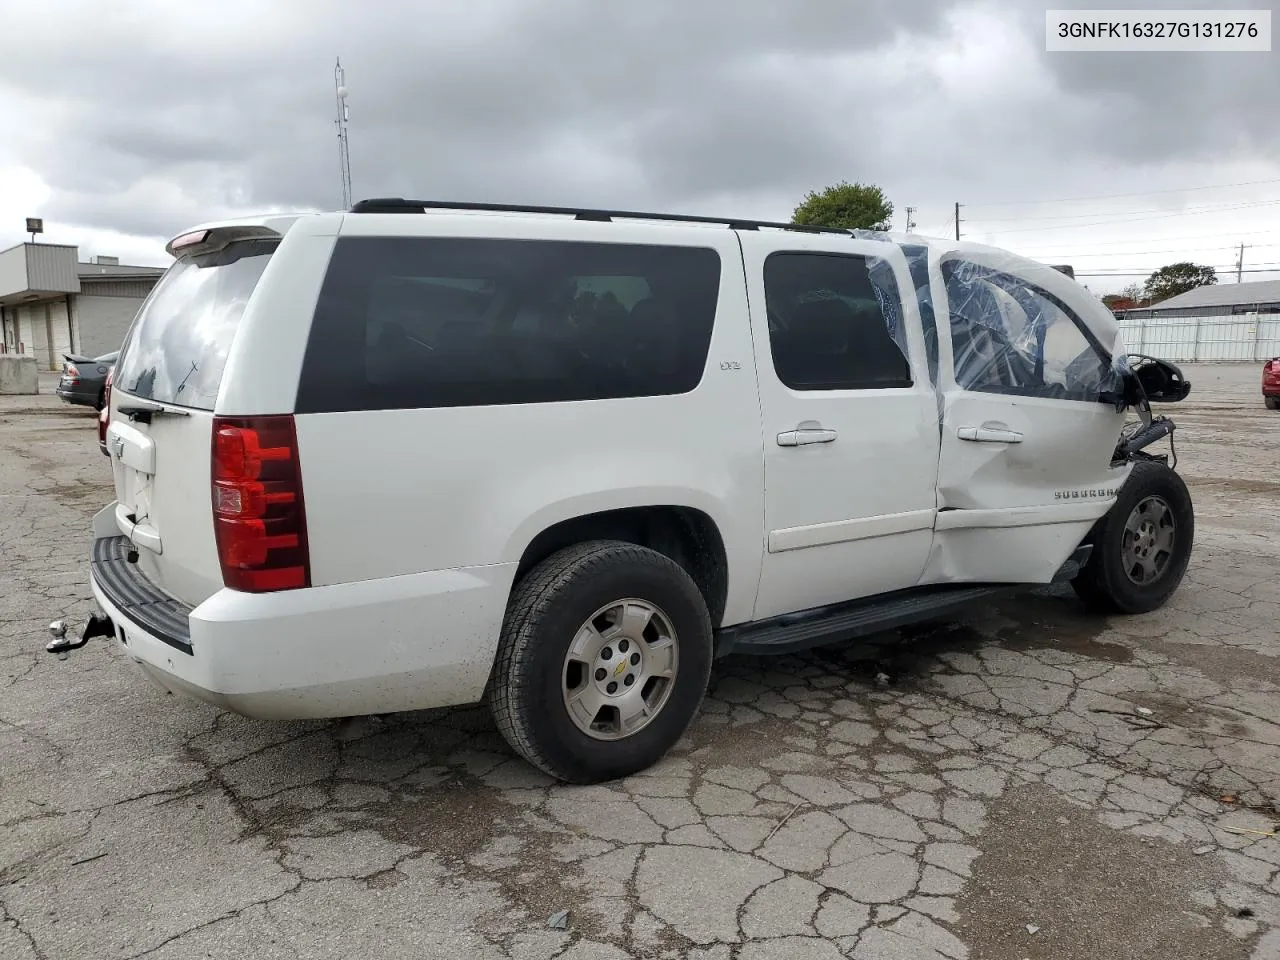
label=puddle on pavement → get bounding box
[989,594,1135,663]
[957,785,1252,960]
[1118,691,1251,740]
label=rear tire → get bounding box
[1266,396,1280,411]
[95,388,106,411]
[1071,460,1194,615]
[489,540,713,784]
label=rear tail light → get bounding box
[211,415,310,592]
[98,369,113,453]
[65,363,80,378]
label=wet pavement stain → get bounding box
[1153,641,1280,690]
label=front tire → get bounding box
[1071,460,1194,614]
[1266,396,1280,411]
[489,540,713,784]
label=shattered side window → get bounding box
[901,244,938,385]
[764,252,912,391]
[941,259,1117,402]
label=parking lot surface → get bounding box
[3,364,1279,959]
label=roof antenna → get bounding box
[334,58,353,210]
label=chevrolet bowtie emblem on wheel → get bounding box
[613,660,628,677]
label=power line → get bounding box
[1016,233,1280,257]
[1072,266,1280,277]
[974,199,1280,235]
[1065,262,1280,273]
[1020,228,1280,249]
[1018,242,1280,259]
[970,176,1280,207]
[966,197,1280,223]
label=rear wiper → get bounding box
[117,400,190,424]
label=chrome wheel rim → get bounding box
[562,598,679,741]
[1122,495,1176,586]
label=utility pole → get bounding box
[334,57,353,210]
[1235,242,1251,283]
[904,206,917,233]
[954,202,963,241]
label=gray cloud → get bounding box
[1,0,1276,270]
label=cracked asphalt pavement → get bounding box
[3,364,1280,959]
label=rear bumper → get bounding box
[90,507,517,719]
[56,381,99,406]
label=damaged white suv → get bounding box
[54,198,1194,784]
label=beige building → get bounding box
[0,242,165,369]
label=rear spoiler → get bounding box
[62,353,92,364]
[165,224,283,259]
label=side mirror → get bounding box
[1124,354,1190,403]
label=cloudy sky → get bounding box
[1,0,1277,294]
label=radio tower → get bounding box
[334,58,353,209]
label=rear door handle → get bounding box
[957,425,1024,443]
[777,421,838,446]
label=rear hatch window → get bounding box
[114,238,279,409]
[105,236,280,607]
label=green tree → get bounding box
[793,181,893,232]
[1144,262,1217,303]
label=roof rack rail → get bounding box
[347,197,853,235]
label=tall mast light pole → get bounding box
[334,58,353,210]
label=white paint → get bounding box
[92,550,520,718]
[768,509,936,553]
[925,244,1132,585]
[93,208,1150,721]
[737,231,942,620]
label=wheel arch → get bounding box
[512,504,730,628]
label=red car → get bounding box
[1266,357,1280,410]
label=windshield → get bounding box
[113,238,278,410]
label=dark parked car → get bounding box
[56,351,117,410]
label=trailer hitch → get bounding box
[46,614,114,657]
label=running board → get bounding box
[715,584,1019,658]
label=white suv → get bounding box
[65,198,1195,784]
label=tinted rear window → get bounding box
[295,237,722,413]
[113,238,278,410]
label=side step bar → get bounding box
[714,545,1093,659]
[715,584,1018,658]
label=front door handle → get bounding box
[957,424,1024,443]
[777,421,838,446]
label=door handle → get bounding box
[957,424,1024,443]
[777,422,838,446]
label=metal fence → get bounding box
[1116,315,1280,362]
